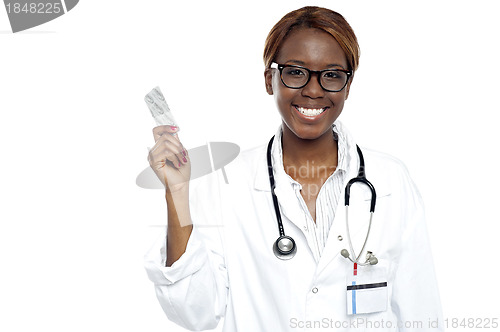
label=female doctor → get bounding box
[145,6,443,332]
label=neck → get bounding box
[281,125,338,178]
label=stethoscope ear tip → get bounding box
[341,248,379,265]
[368,256,378,265]
[341,249,350,258]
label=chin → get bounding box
[288,124,332,141]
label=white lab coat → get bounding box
[144,122,443,331]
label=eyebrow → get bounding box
[285,60,346,70]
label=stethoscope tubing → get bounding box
[267,136,285,237]
[344,146,376,213]
[343,145,377,265]
[267,135,377,263]
[345,207,375,265]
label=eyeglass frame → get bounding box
[270,62,352,92]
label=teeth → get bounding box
[296,106,326,116]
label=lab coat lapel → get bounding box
[271,131,308,233]
[253,147,270,192]
[272,178,306,231]
[252,136,307,233]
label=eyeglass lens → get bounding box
[281,66,348,91]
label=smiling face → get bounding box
[265,28,351,141]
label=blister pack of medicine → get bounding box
[144,86,178,127]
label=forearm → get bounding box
[165,187,193,267]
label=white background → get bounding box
[1,0,499,331]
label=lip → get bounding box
[293,105,329,122]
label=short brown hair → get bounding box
[263,6,360,73]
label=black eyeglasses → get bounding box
[271,63,352,92]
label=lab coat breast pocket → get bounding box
[346,265,388,315]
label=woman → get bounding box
[145,6,443,331]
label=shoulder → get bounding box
[359,147,418,197]
[362,148,411,177]
[237,144,267,166]
[226,144,266,175]
[191,143,266,192]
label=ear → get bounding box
[264,69,274,95]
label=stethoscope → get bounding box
[267,136,378,265]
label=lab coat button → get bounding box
[312,287,318,294]
[303,226,308,232]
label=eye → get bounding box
[323,71,340,78]
[323,70,347,81]
[284,67,306,76]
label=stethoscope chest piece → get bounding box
[273,235,297,260]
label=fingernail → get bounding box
[178,161,181,167]
[170,126,178,131]
[182,150,186,156]
[182,156,187,163]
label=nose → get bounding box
[301,73,325,98]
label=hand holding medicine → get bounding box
[145,87,190,193]
[145,86,193,267]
